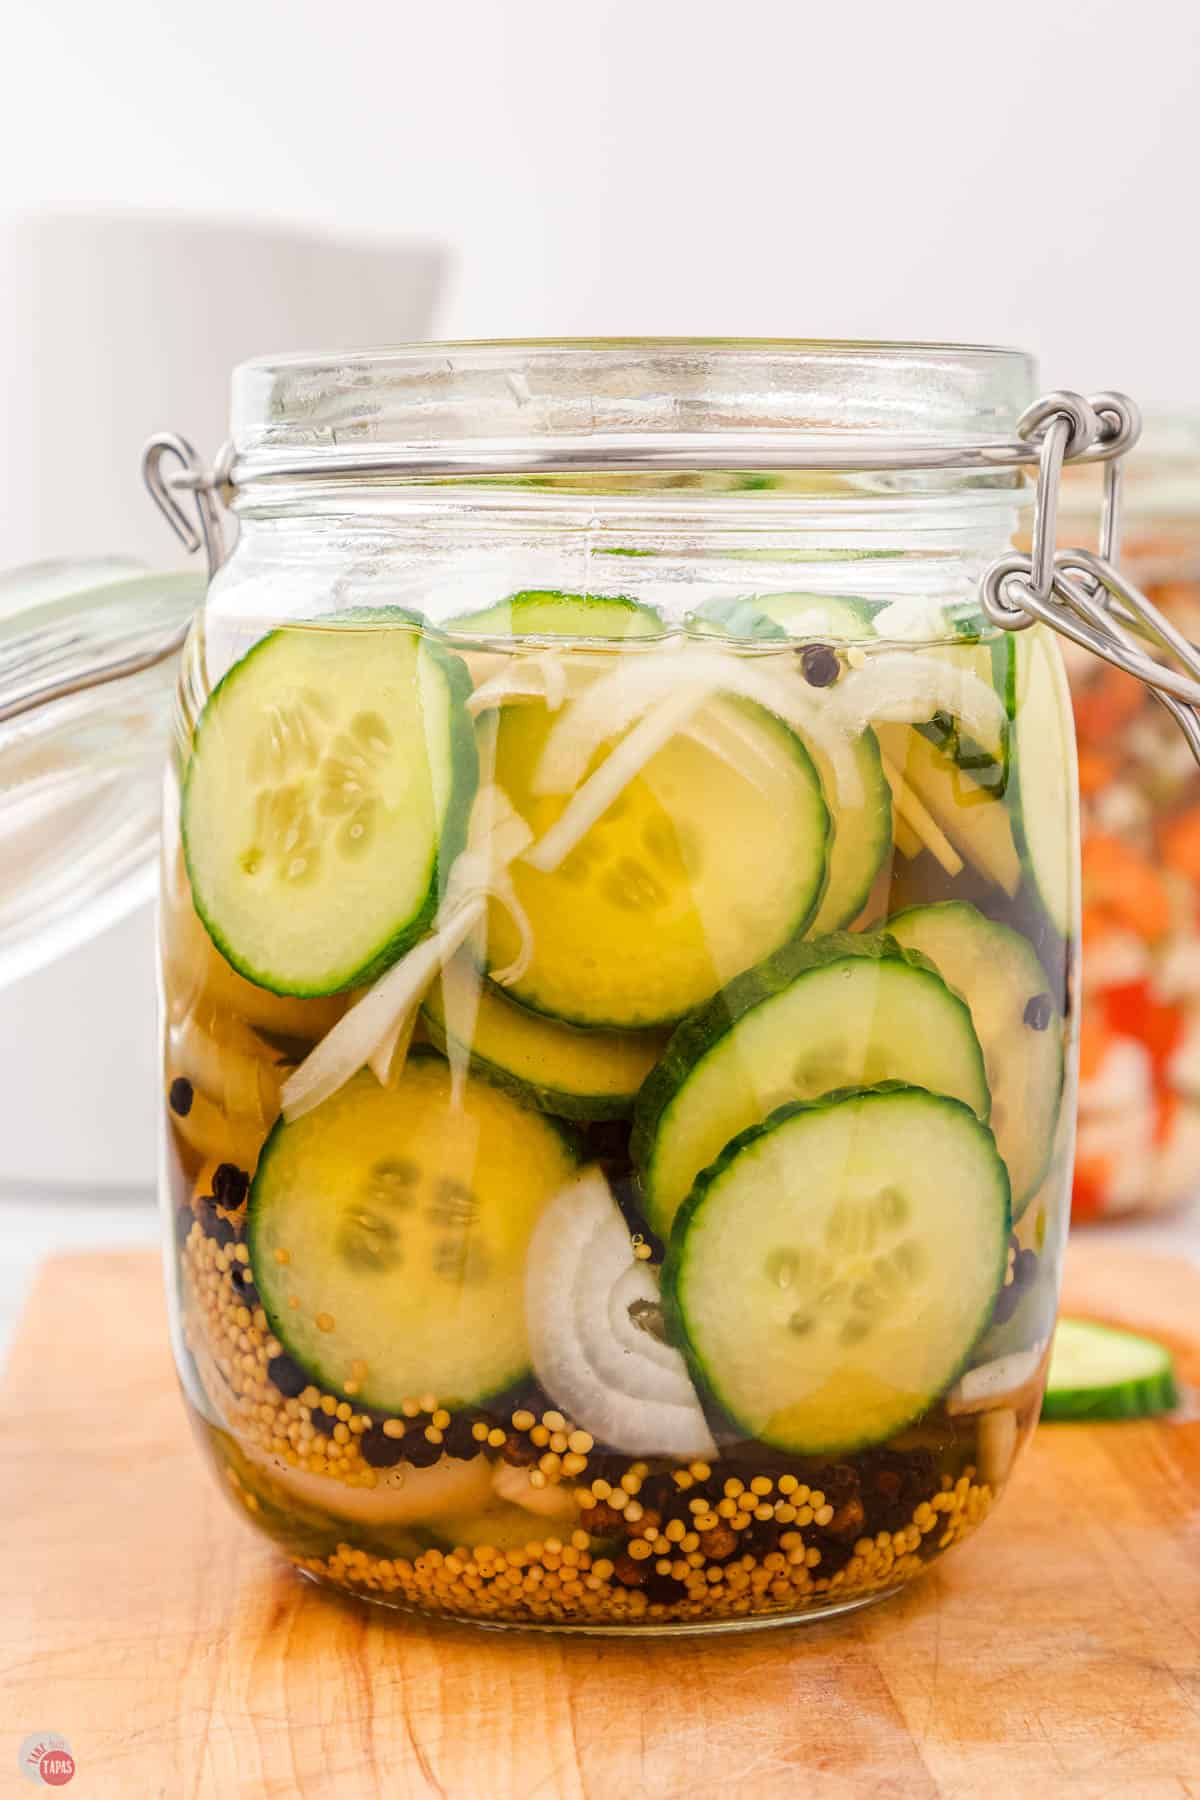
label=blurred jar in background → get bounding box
[1062,423,1200,1221]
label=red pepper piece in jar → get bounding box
[1071,1154,1113,1223]
[1158,805,1200,889]
[1103,979,1184,1078]
[1072,665,1146,741]
[1081,836,1173,943]
[1077,746,1120,798]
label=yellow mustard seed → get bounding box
[529,1470,547,1489]
[343,1380,360,1397]
[750,1476,773,1497]
[316,1312,336,1333]
[487,1428,507,1449]
[383,1419,406,1440]
[512,1409,536,1431]
[566,1429,593,1455]
[542,1410,566,1432]
[562,1452,587,1477]
[530,1425,550,1448]
[273,1248,291,1266]
[634,1242,653,1261]
[419,1393,438,1413]
[432,1408,451,1430]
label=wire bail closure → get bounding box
[980,391,1200,768]
[143,434,232,583]
[143,388,1200,767]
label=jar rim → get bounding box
[230,337,1039,480]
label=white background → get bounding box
[2,0,1199,1209]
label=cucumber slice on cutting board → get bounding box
[633,933,990,1240]
[422,955,667,1121]
[444,590,663,639]
[485,694,830,1029]
[182,620,478,995]
[687,593,880,641]
[1041,1319,1179,1421]
[663,1085,1010,1455]
[876,722,1021,896]
[886,902,1064,1216]
[806,728,893,934]
[1005,626,1078,938]
[524,1166,716,1457]
[247,1055,577,1412]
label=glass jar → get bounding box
[1057,426,1200,1222]
[149,340,1079,1631]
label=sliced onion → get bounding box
[524,684,716,874]
[280,900,486,1121]
[832,653,1006,755]
[280,784,535,1121]
[467,650,577,718]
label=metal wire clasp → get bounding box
[981,391,1200,769]
[142,434,233,582]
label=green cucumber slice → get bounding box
[486,694,830,1029]
[886,902,1064,1216]
[633,933,990,1240]
[806,728,893,933]
[1006,626,1078,937]
[182,621,477,995]
[876,723,1021,896]
[913,635,1013,794]
[247,1055,578,1411]
[663,1085,1011,1455]
[444,590,663,639]
[421,956,666,1121]
[687,593,880,641]
[1041,1319,1179,1421]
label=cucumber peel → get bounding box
[182,620,478,995]
[662,1083,1011,1455]
[633,931,991,1239]
[1041,1318,1179,1422]
[444,590,663,639]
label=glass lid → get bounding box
[0,560,203,990]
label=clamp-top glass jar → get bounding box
[150,340,1091,1630]
[1055,425,1200,1221]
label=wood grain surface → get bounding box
[0,1245,1197,1799]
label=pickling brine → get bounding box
[163,588,1077,1630]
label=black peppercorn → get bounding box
[402,1432,444,1470]
[360,1424,406,1468]
[168,1077,194,1117]
[212,1163,249,1208]
[309,1406,337,1437]
[267,1353,309,1399]
[800,644,841,688]
[1023,992,1054,1031]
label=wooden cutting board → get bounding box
[0,1246,1197,1800]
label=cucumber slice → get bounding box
[806,728,893,934]
[182,621,478,995]
[1006,627,1078,937]
[886,902,1064,1216]
[524,1166,716,1457]
[247,1054,577,1411]
[687,593,880,641]
[914,635,1012,794]
[486,695,830,1029]
[663,1086,1010,1455]
[444,590,663,639]
[876,723,1021,896]
[422,956,665,1121]
[1041,1319,1179,1422]
[633,933,990,1240]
